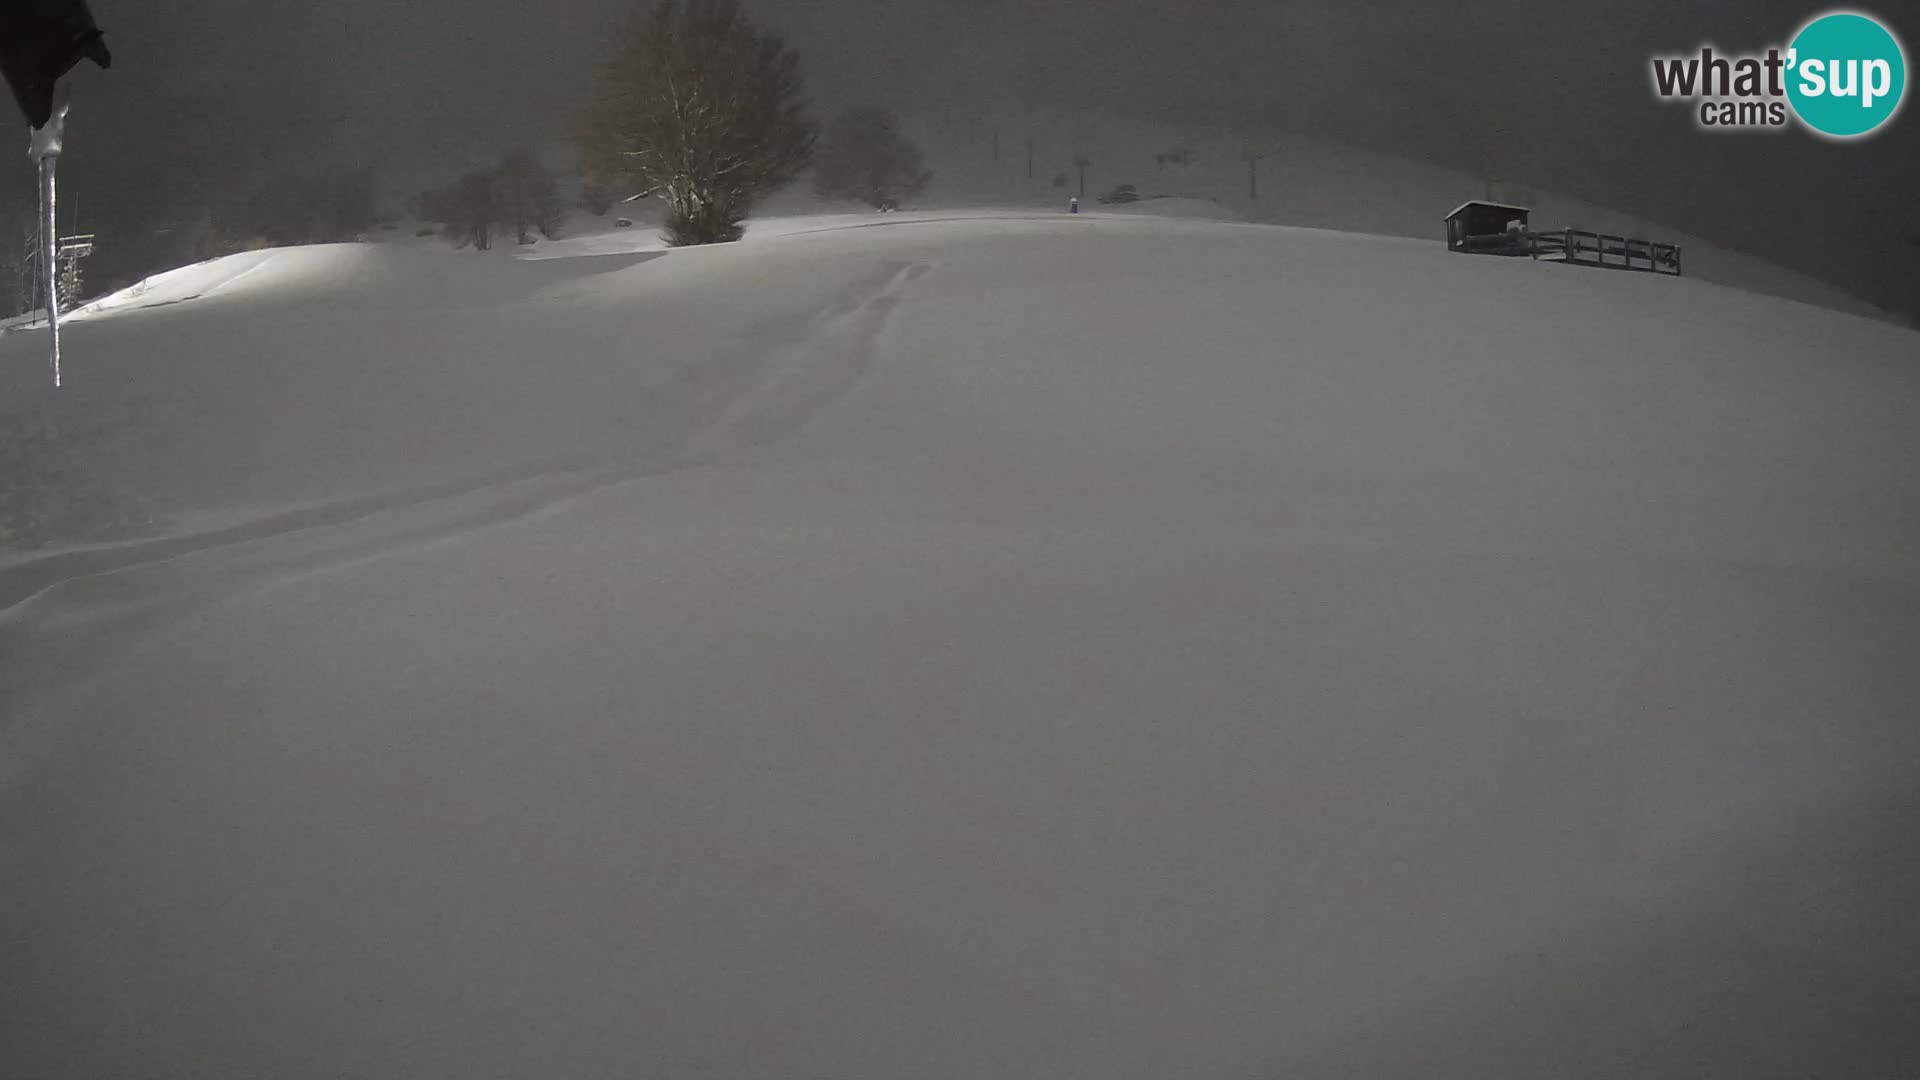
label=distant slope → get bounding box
[357,107,1895,324]
[784,107,1901,324]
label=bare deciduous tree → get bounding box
[413,170,500,250]
[495,149,563,244]
[579,0,815,246]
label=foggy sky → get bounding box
[21,0,1920,312]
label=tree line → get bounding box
[3,0,942,310]
[406,0,933,250]
[412,149,565,250]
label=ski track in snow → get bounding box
[0,259,933,782]
[693,260,928,458]
[1,255,933,607]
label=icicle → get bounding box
[29,90,70,389]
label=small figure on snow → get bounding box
[1069,196,1079,214]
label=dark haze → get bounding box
[14,0,1920,313]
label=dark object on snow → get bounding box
[1444,199,1681,276]
[1097,183,1139,205]
[0,0,111,129]
[613,217,635,228]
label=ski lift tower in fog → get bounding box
[56,230,93,307]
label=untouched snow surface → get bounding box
[3,212,1920,1079]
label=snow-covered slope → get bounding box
[865,109,1904,324]
[379,106,1900,324]
[3,213,1918,1080]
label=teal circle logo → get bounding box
[1786,11,1907,138]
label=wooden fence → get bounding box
[1529,229,1681,276]
[1455,228,1682,276]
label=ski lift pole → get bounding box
[30,91,69,389]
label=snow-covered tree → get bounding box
[579,0,815,246]
[811,107,931,210]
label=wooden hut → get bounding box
[1444,200,1532,254]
